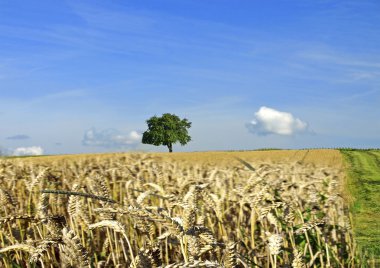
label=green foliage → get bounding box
[340,149,380,262]
[142,113,192,152]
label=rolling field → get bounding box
[16,149,344,167]
[0,149,376,267]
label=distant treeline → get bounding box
[195,148,380,152]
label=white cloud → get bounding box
[246,106,308,136]
[13,146,44,156]
[82,128,142,148]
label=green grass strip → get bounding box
[340,149,380,262]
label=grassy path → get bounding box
[340,149,380,261]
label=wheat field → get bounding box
[0,150,368,267]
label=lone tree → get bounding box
[142,113,192,152]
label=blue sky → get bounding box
[1,0,379,155]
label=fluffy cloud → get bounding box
[13,146,44,156]
[246,106,308,136]
[6,134,30,140]
[82,128,142,148]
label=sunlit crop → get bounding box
[0,151,367,267]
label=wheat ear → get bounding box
[41,189,116,203]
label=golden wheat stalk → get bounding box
[89,220,135,264]
[61,227,89,268]
[41,189,117,203]
[0,243,35,254]
[295,218,326,235]
[164,260,223,267]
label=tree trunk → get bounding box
[168,143,173,153]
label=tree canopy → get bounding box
[142,113,192,152]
